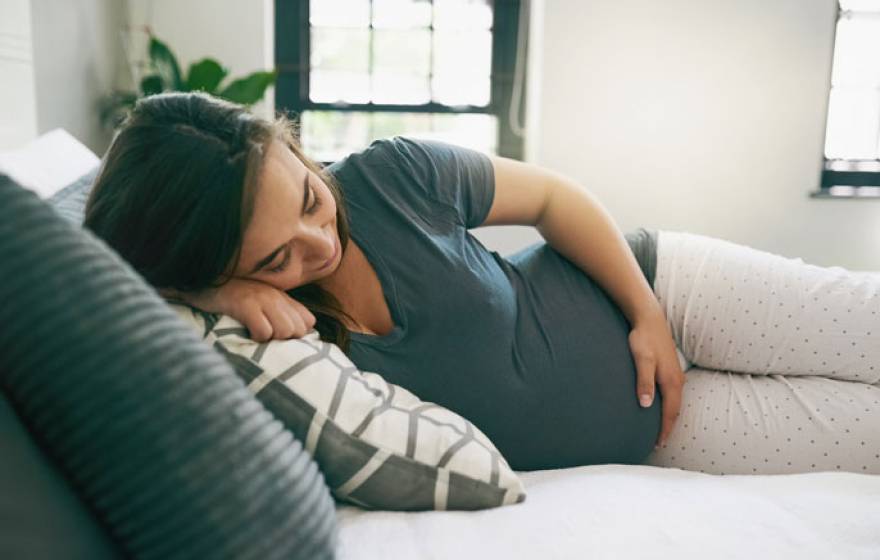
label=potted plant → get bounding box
[101,32,277,128]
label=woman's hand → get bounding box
[161,278,316,342]
[628,308,686,449]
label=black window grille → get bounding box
[815,0,880,198]
[274,0,527,163]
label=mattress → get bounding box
[336,463,880,559]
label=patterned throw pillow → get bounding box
[171,304,527,511]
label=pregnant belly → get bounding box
[488,242,662,470]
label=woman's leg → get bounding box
[642,367,880,475]
[644,230,880,474]
[653,230,880,383]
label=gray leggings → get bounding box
[641,230,880,475]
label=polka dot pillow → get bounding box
[171,303,526,511]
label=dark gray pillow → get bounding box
[0,394,122,559]
[0,175,338,559]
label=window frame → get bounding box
[274,0,527,162]
[813,2,880,199]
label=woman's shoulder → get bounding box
[327,136,492,229]
[327,136,402,170]
[324,136,427,196]
[327,136,454,172]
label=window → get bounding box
[817,0,880,197]
[275,0,527,163]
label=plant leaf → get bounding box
[186,58,228,93]
[218,70,278,105]
[148,35,183,90]
[141,75,164,96]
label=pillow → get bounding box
[0,129,100,198]
[49,165,99,224]
[172,305,527,511]
[0,394,121,559]
[2,176,338,559]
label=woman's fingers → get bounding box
[255,293,320,340]
[284,296,317,330]
[627,314,687,449]
[242,310,274,342]
[263,302,300,339]
[656,362,685,448]
[628,329,657,407]
[633,352,657,408]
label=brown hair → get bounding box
[84,91,357,352]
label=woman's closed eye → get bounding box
[305,184,322,215]
[267,185,322,274]
[268,247,291,273]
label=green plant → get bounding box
[101,34,278,128]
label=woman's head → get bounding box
[85,91,348,291]
[230,137,343,291]
[85,91,355,349]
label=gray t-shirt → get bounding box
[327,137,661,471]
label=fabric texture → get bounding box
[334,462,880,560]
[0,395,121,560]
[644,230,880,474]
[171,305,527,511]
[48,166,99,224]
[328,136,661,471]
[2,176,338,559]
[624,226,658,287]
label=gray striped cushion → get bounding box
[173,307,527,511]
[0,176,338,560]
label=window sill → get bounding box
[810,186,880,199]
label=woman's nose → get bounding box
[304,228,335,260]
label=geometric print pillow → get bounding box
[170,304,527,511]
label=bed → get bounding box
[3,131,879,560]
[336,463,880,559]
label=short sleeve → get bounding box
[362,136,496,229]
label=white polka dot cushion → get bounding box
[171,304,526,511]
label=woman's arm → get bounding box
[483,156,685,448]
[160,280,316,342]
[483,155,660,325]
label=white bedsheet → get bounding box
[336,463,880,559]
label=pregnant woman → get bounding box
[84,92,880,475]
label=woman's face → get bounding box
[231,139,342,291]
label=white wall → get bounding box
[35,0,876,269]
[0,0,39,150]
[10,0,272,155]
[519,0,880,271]
[29,0,125,154]
[125,0,275,119]
[19,0,273,155]
[470,0,547,258]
